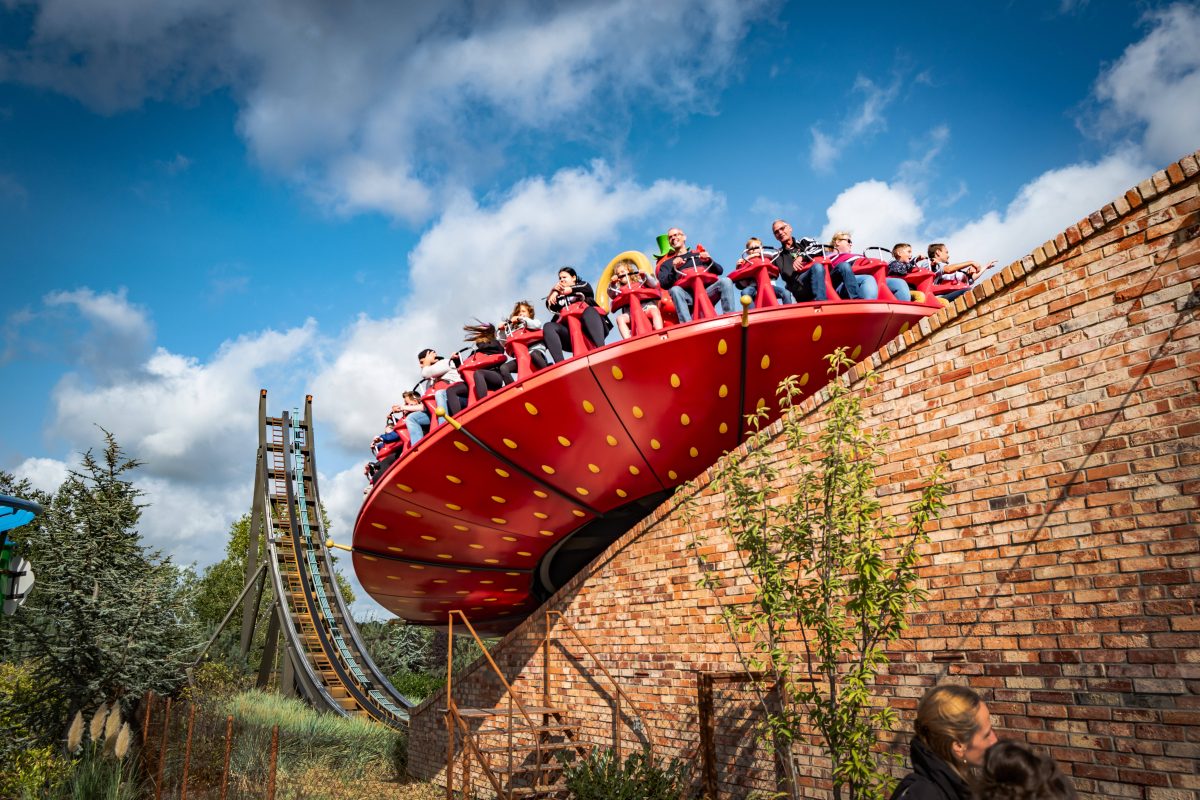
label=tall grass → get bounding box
[219,690,405,779]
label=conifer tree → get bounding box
[4,432,199,739]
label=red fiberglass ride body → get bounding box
[353,252,940,634]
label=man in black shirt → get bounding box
[772,219,834,302]
[655,227,739,322]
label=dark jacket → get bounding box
[774,238,817,298]
[889,736,971,800]
[655,249,724,290]
[545,280,598,315]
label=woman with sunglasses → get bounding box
[827,231,879,300]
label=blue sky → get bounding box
[2,0,1197,612]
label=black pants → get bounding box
[543,307,606,362]
[474,368,506,400]
[499,351,548,384]
[445,382,470,414]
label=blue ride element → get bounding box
[0,494,42,533]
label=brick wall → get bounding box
[408,150,1200,799]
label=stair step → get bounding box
[477,740,589,756]
[476,723,576,736]
[456,706,565,719]
[507,784,567,798]
[494,760,568,776]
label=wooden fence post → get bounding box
[266,724,279,800]
[220,714,234,800]
[154,697,173,800]
[180,703,196,800]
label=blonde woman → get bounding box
[607,259,663,337]
[891,685,999,800]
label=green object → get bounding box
[0,534,13,603]
[652,233,672,259]
[690,348,950,800]
[559,746,690,800]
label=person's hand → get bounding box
[698,251,712,264]
[672,256,685,269]
[736,258,746,266]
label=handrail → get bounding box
[546,610,657,757]
[447,609,545,798]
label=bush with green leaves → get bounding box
[389,671,444,703]
[192,507,356,676]
[0,435,202,741]
[693,349,949,800]
[559,746,689,800]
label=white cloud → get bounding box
[13,457,69,495]
[896,125,950,190]
[3,0,769,222]
[50,322,317,485]
[941,149,1149,270]
[156,153,192,175]
[817,148,1149,275]
[809,73,902,172]
[134,477,248,564]
[1092,3,1200,165]
[809,129,839,173]
[11,286,319,564]
[817,7,1192,277]
[45,287,151,341]
[311,160,724,449]
[820,180,923,250]
[43,287,154,378]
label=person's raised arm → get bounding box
[421,359,451,380]
[944,258,995,279]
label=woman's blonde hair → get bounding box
[830,230,852,244]
[915,685,983,773]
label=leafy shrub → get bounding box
[1,744,70,799]
[0,662,71,798]
[390,671,444,703]
[184,659,252,706]
[559,746,689,800]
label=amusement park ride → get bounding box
[0,494,39,617]
[349,247,950,634]
[212,245,955,726]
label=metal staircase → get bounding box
[444,610,654,798]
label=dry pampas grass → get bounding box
[104,705,122,741]
[114,722,132,760]
[88,703,109,743]
[66,710,84,753]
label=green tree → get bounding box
[192,507,357,671]
[694,350,948,800]
[2,432,201,740]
